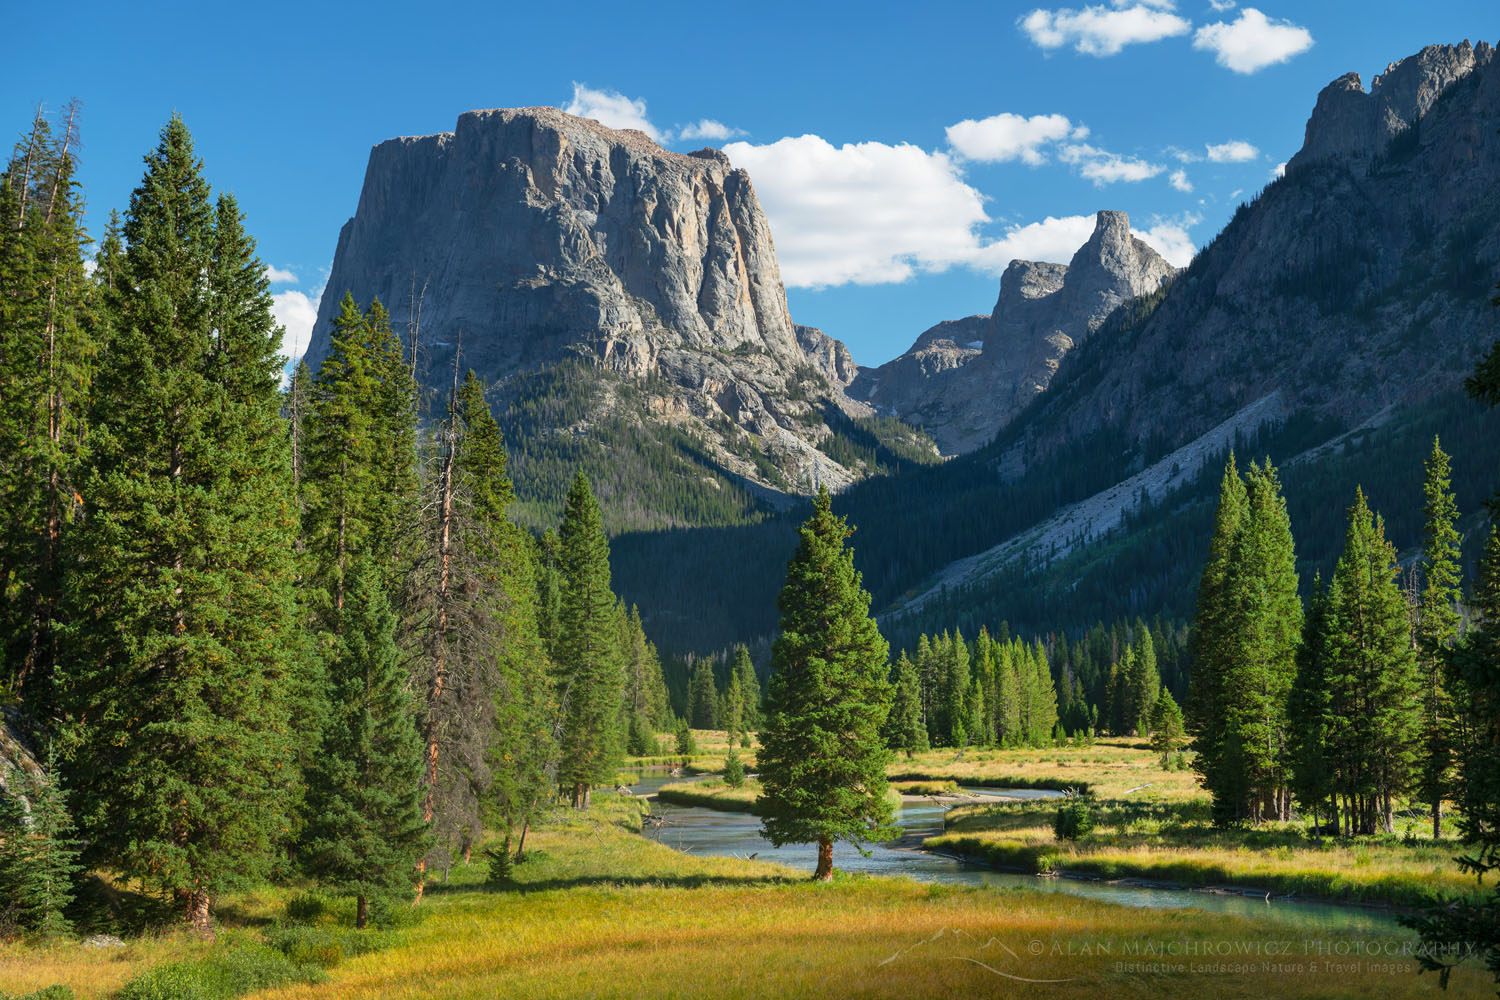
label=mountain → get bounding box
[613,39,1500,654]
[303,106,937,531]
[848,211,1175,454]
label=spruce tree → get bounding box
[1289,574,1336,842]
[1148,690,1185,769]
[1416,437,1463,838]
[1189,458,1248,812]
[302,560,428,928]
[882,651,928,758]
[1325,488,1421,835]
[757,488,894,880]
[58,117,298,933]
[732,644,761,740]
[0,752,79,937]
[944,630,971,747]
[689,659,718,730]
[555,472,624,808]
[1126,626,1160,736]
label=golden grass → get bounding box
[889,737,1202,800]
[621,728,759,773]
[230,797,1490,1000]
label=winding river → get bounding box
[626,772,1407,934]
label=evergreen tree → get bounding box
[995,642,1020,746]
[689,659,718,730]
[723,743,746,789]
[1189,458,1248,814]
[555,472,624,808]
[1289,574,1336,843]
[0,103,95,720]
[1148,689,1185,770]
[722,665,744,745]
[1416,437,1463,838]
[757,487,895,880]
[1325,488,1421,835]
[1126,625,1160,736]
[882,651,928,758]
[58,117,298,933]
[732,644,761,739]
[301,560,428,928]
[0,752,79,937]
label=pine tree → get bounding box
[1126,625,1160,736]
[301,560,428,928]
[58,117,298,934]
[757,487,895,880]
[689,659,718,730]
[732,644,761,740]
[1148,689,1185,770]
[1289,574,1336,843]
[1325,488,1421,835]
[555,473,624,808]
[1189,457,1248,813]
[882,651,928,758]
[944,630,970,747]
[995,641,1020,746]
[0,103,95,720]
[1416,438,1463,838]
[0,751,80,937]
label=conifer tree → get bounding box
[1416,437,1463,838]
[302,560,428,928]
[995,642,1020,746]
[722,666,744,745]
[58,117,298,934]
[1126,625,1160,736]
[882,651,928,757]
[1289,574,1336,842]
[555,472,624,808]
[1325,488,1421,835]
[0,104,95,719]
[1189,457,1248,811]
[689,659,718,730]
[1148,690,1185,769]
[0,753,79,937]
[731,644,761,738]
[757,487,895,880]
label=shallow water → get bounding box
[627,772,1407,934]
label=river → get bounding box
[626,772,1408,934]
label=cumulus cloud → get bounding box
[1060,142,1165,185]
[676,119,746,142]
[563,83,662,141]
[1019,2,1191,56]
[1193,8,1312,73]
[945,112,1086,165]
[1208,0,1236,10]
[1271,160,1287,179]
[1205,139,1260,162]
[1135,214,1201,266]
[273,287,321,362]
[723,135,989,287]
[1169,168,1193,192]
[972,214,1100,271]
[264,265,298,284]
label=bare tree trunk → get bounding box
[1433,800,1442,840]
[187,889,212,938]
[813,838,834,881]
[14,105,41,231]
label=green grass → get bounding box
[657,778,762,813]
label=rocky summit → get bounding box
[849,210,1175,454]
[303,107,930,520]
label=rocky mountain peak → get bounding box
[849,210,1176,455]
[1289,40,1495,170]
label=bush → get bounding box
[0,987,76,1000]
[1053,794,1095,841]
[265,926,388,970]
[484,835,515,885]
[282,891,336,926]
[116,945,324,1000]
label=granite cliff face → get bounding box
[850,211,1174,454]
[304,108,917,516]
[1002,40,1500,468]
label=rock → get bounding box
[1289,41,1494,170]
[82,935,126,949]
[304,106,882,501]
[850,211,1175,454]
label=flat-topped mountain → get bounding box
[849,210,1174,454]
[304,106,936,529]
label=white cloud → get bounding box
[945,112,1084,165]
[676,119,746,142]
[1207,0,1236,10]
[1271,160,1287,179]
[723,135,989,287]
[1170,168,1193,192]
[1135,214,1201,266]
[273,287,321,362]
[264,265,298,285]
[1019,3,1191,56]
[563,83,662,141]
[1193,8,1312,73]
[1204,139,1260,162]
[972,214,1100,270]
[1060,142,1165,185]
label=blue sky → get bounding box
[4,1,1496,366]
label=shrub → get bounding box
[115,945,324,1000]
[484,835,515,885]
[0,987,76,1000]
[282,891,335,926]
[1053,794,1095,841]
